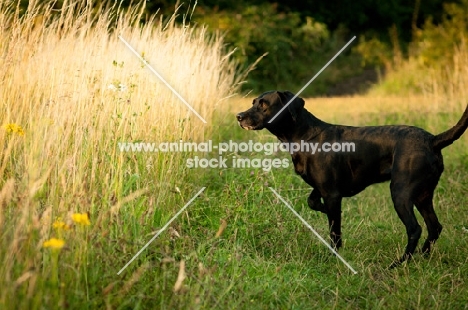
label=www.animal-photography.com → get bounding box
[1,1,467,309]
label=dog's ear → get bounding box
[276,91,304,122]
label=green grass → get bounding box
[31,108,464,309]
[3,100,467,309]
[1,2,468,308]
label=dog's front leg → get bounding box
[323,195,343,249]
[307,189,327,213]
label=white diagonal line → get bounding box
[269,187,358,274]
[118,35,207,124]
[117,187,206,275]
[268,36,356,123]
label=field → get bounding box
[1,2,468,309]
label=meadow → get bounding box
[1,1,467,309]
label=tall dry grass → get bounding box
[0,1,241,306]
[369,34,468,101]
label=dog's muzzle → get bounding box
[236,112,262,130]
[236,112,250,130]
[236,112,245,122]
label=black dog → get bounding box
[237,91,468,267]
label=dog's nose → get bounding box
[236,113,244,121]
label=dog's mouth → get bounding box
[238,121,262,130]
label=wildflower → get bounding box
[43,238,65,249]
[107,83,127,92]
[118,83,127,92]
[72,213,90,226]
[52,217,70,231]
[3,123,25,136]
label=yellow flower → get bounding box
[52,217,70,230]
[72,213,90,226]
[43,238,65,249]
[3,123,25,136]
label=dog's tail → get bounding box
[432,104,468,150]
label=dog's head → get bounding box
[236,90,305,131]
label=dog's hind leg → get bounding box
[307,189,327,213]
[414,191,443,255]
[389,182,422,268]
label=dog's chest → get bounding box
[291,153,317,186]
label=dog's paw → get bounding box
[388,253,413,269]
